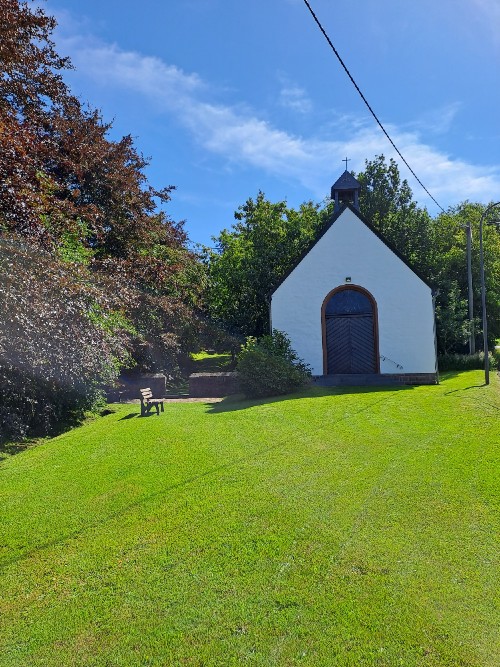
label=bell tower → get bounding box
[331,159,361,212]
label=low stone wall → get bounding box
[189,372,240,398]
[383,373,438,385]
[108,373,167,401]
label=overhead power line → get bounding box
[302,0,445,213]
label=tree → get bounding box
[357,155,413,227]
[0,238,130,441]
[0,1,192,263]
[205,193,328,337]
[0,0,69,114]
[0,1,205,441]
[205,155,500,357]
[433,202,500,351]
[0,0,73,243]
[357,155,437,278]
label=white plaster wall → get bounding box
[271,208,436,375]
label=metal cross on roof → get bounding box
[343,157,351,170]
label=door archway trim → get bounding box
[321,284,380,374]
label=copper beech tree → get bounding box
[0,0,204,441]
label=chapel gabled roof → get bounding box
[270,203,434,296]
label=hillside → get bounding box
[0,371,499,666]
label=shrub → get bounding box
[438,351,499,372]
[0,239,130,442]
[237,330,311,398]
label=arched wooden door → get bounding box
[323,287,378,374]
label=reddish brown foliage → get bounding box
[0,2,206,441]
[0,1,190,260]
[0,238,131,440]
[0,0,70,115]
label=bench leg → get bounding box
[160,402,164,413]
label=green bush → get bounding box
[237,330,311,398]
[0,240,130,443]
[438,351,499,371]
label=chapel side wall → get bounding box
[271,208,436,376]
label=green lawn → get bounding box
[0,371,499,666]
[190,351,234,373]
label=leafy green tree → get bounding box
[357,156,491,354]
[205,154,500,358]
[357,155,414,229]
[433,202,500,351]
[205,192,328,337]
[358,157,500,352]
[357,155,437,278]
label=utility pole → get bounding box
[466,221,475,354]
[479,201,500,385]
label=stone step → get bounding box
[312,374,402,387]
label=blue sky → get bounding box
[45,0,500,247]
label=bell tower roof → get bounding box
[331,170,361,193]
[331,167,361,212]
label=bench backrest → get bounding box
[140,388,153,400]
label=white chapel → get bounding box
[270,170,438,385]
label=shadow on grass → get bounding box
[438,371,500,413]
[119,412,165,420]
[119,411,167,420]
[439,368,497,381]
[206,383,414,414]
[0,406,119,460]
[444,385,486,394]
[119,412,138,420]
[0,440,32,461]
[439,369,490,392]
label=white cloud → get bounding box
[60,36,202,104]
[468,0,500,44]
[56,31,500,212]
[471,0,500,23]
[409,102,462,135]
[279,83,313,114]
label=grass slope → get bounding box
[0,371,499,666]
[190,351,233,373]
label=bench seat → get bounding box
[139,388,165,416]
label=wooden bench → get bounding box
[139,388,165,416]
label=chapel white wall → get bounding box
[271,207,436,376]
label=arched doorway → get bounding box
[322,286,379,374]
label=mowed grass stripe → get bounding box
[0,371,498,666]
[0,387,406,565]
